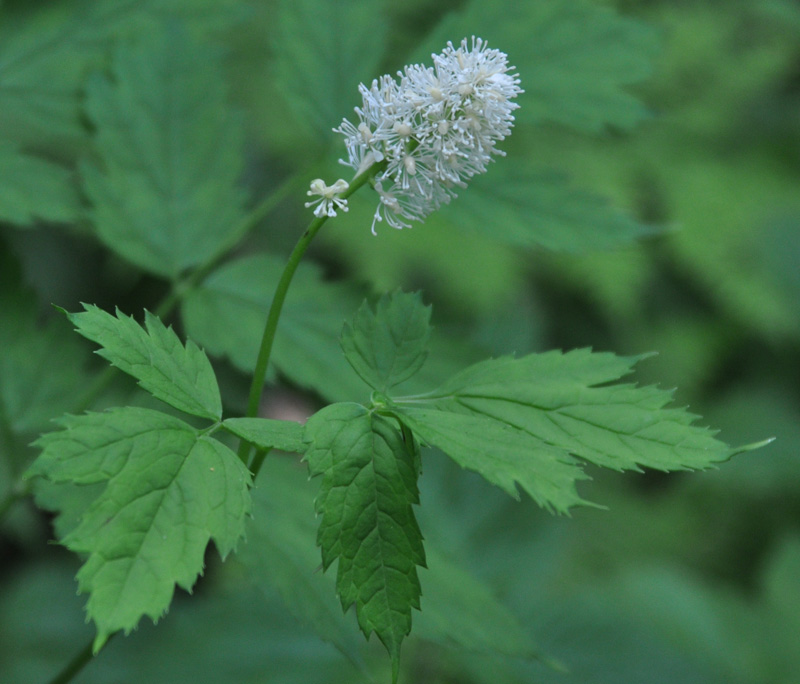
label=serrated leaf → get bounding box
[392,349,754,511]
[394,406,589,513]
[341,291,432,392]
[238,456,364,666]
[442,163,655,252]
[432,349,744,470]
[181,253,366,402]
[67,305,222,421]
[82,23,246,278]
[0,142,78,226]
[416,0,658,132]
[222,417,306,454]
[28,407,251,650]
[304,402,425,678]
[272,0,388,140]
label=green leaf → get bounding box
[393,349,757,512]
[238,456,364,666]
[394,407,589,513]
[81,23,246,279]
[67,304,222,421]
[0,142,78,226]
[28,407,251,650]
[304,402,425,679]
[341,291,432,392]
[271,0,388,140]
[222,417,306,454]
[417,0,659,132]
[442,163,655,252]
[181,253,366,402]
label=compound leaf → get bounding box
[394,407,589,513]
[304,402,425,681]
[67,304,222,421]
[222,417,306,454]
[0,142,78,226]
[341,291,432,392]
[28,407,251,650]
[82,23,246,278]
[392,349,764,511]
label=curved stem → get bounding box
[237,167,379,467]
[46,639,96,684]
[238,213,328,448]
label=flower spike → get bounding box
[335,37,522,233]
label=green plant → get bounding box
[2,2,791,684]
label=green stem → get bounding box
[249,448,270,478]
[46,640,95,684]
[236,213,328,463]
[237,167,379,467]
[45,632,117,684]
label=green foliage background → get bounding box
[1,0,799,682]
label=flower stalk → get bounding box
[237,166,379,465]
[239,36,520,467]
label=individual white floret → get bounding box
[304,178,350,218]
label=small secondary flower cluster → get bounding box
[304,178,349,218]
[335,37,522,234]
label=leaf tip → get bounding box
[634,350,659,362]
[734,436,776,454]
[92,631,110,655]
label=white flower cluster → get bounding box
[336,37,522,234]
[304,178,350,218]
